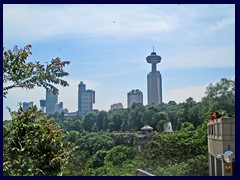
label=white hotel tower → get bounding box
[146,48,162,105]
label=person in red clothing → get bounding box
[210,112,216,120]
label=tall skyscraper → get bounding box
[46,90,58,114]
[23,101,33,111]
[146,49,162,105]
[127,89,143,108]
[78,81,95,115]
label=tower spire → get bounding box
[153,46,154,52]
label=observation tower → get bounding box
[146,47,162,105]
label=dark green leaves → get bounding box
[3,45,70,97]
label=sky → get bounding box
[3,4,235,120]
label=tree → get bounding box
[77,134,115,156]
[96,111,108,131]
[178,97,197,123]
[92,123,98,132]
[111,114,123,131]
[86,150,108,168]
[141,109,155,126]
[3,44,74,176]
[82,113,96,132]
[128,103,144,130]
[3,45,70,97]
[108,122,115,132]
[179,122,195,132]
[3,105,77,176]
[66,130,80,143]
[204,78,235,115]
[104,145,136,166]
[154,155,208,176]
[154,112,168,132]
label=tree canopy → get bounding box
[3,106,78,176]
[3,44,73,176]
[3,45,70,97]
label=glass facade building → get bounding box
[78,81,95,115]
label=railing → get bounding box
[136,169,155,176]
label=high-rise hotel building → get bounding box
[127,89,143,108]
[78,81,95,115]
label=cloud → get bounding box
[161,46,235,69]
[209,17,235,32]
[208,12,235,32]
[3,4,180,42]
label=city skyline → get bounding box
[3,4,235,120]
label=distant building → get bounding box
[22,101,33,111]
[46,90,58,114]
[64,112,78,119]
[111,103,123,110]
[62,108,68,114]
[78,81,95,115]
[55,102,63,112]
[146,50,162,105]
[40,99,46,112]
[92,109,99,113]
[127,89,143,108]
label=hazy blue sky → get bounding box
[3,4,235,120]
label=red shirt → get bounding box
[210,115,216,120]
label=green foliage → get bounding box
[110,133,136,146]
[179,122,195,132]
[3,45,70,97]
[82,113,96,131]
[92,123,98,132]
[154,155,208,176]
[141,109,155,126]
[143,122,207,169]
[154,162,188,176]
[90,157,141,176]
[154,112,169,132]
[3,105,76,176]
[104,145,136,166]
[128,103,144,130]
[86,150,108,168]
[65,130,81,142]
[111,114,123,131]
[77,134,115,157]
[96,111,108,131]
[61,118,83,132]
[204,78,235,115]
